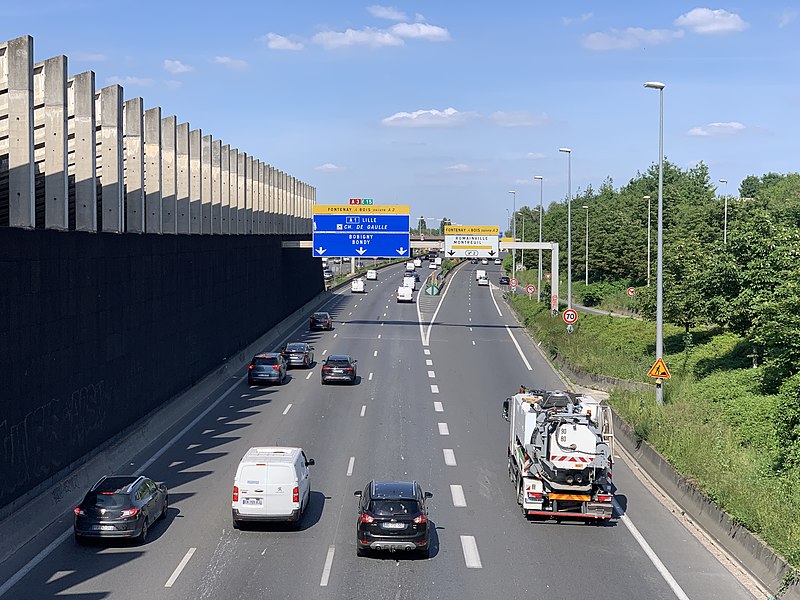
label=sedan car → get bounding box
[248,353,287,385]
[481,258,489,265]
[321,355,357,384]
[309,312,333,331]
[499,275,510,285]
[74,475,168,544]
[281,342,314,368]
[494,258,502,265]
[355,481,433,557]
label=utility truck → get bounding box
[502,389,615,521]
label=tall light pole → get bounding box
[559,148,572,308]
[644,195,651,286]
[509,190,517,275]
[521,214,526,267]
[719,178,728,244]
[506,209,510,234]
[534,175,544,302]
[582,205,589,285]
[644,80,665,406]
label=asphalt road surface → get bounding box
[0,260,755,599]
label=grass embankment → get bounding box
[508,293,800,568]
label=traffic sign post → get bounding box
[627,287,636,297]
[562,308,578,325]
[312,204,410,258]
[509,278,519,288]
[526,284,536,298]
[444,225,500,258]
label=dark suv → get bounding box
[248,353,287,385]
[281,342,314,368]
[74,475,168,544]
[309,312,333,331]
[354,481,433,557]
[321,355,357,384]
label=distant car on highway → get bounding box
[481,258,489,265]
[323,269,334,280]
[309,312,333,331]
[478,276,489,286]
[429,261,437,269]
[414,258,422,268]
[366,269,378,280]
[351,278,365,293]
[74,475,168,544]
[397,286,413,302]
[354,480,433,557]
[499,275,510,285]
[404,270,420,282]
[281,342,314,369]
[494,258,502,265]
[248,353,287,385]
[321,355,357,385]
[470,258,478,264]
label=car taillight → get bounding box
[413,514,427,524]
[233,486,239,502]
[322,366,331,371]
[73,507,85,516]
[344,367,353,371]
[272,365,281,371]
[597,494,613,503]
[248,364,254,370]
[359,513,375,524]
[120,508,139,518]
[292,486,299,503]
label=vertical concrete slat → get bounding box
[220,143,230,233]
[7,36,35,228]
[99,85,123,233]
[266,165,273,234]
[201,134,211,234]
[211,139,221,234]
[237,151,246,234]
[229,148,238,234]
[72,71,96,232]
[143,107,162,233]
[253,159,261,234]
[161,115,176,233]
[259,161,266,234]
[43,55,68,230]
[123,97,144,233]
[281,170,287,235]
[246,154,254,234]
[176,121,190,233]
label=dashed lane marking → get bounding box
[426,359,433,366]
[165,547,196,588]
[431,385,439,394]
[369,372,374,381]
[472,340,476,346]
[460,536,482,569]
[306,372,313,380]
[333,333,338,338]
[360,405,366,417]
[434,401,443,412]
[283,404,292,415]
[450,485,467,507]
[320,545,336,587]
[427,371,435,378]
[424,349,431,355]
[438,423,449,435]
[347,457,355,477]
[322,349,328,356]
[443,449,457,466]
[373,350,378,357]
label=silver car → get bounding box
[281,342,315,369]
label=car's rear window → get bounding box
[286,343,305,352]
[369,500,420,516]
[326,359,351,367]
[312,313,328,319]
[254,356,279,365]
[84,492,130,509]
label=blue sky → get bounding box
[3,2,799,227]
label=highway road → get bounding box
[0,259,756,599]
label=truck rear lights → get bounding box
[359,513,375,524]
[292,486,299,502]
[597,494,612,503]
[527,492,543,500]
[232,486,239,502]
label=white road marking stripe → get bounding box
[383,313,387,317]
[438,423,449,435]
[472,340,476,346]
[426,359,433,366]
[282,404,292,415]
[306,371,313,380]
[460,536,482,568]
[369,372,374,381]
[322,349,328,356]
[488,283,503,316]
[469,327,473,332]
[168,461,183,468]
[381,322,384,326]
[347,457,355,477]
[187,444,200,450]
[427,370,435,378]
[165,547,196,587]
[373,350,378,357]
[424,349,431,355]
[450,485,467,507]
[333,333,338,338]
[348,312,352,316]
[320,545,336,587]
[354,304,358,308]
[377,334,381,339]
[360,405,366,417]
[202,429,213,435]
[469,317,472,322]
[505,325,532,371]
[431,385,439,394]
[434,401,443,412]
[443,448,457,466]
[468,309,471,313]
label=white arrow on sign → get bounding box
[396,247,407,255]
[315,247,326,255]
[356,247,367,255]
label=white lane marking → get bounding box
[438,423,449,435]
[426,359,433,366]
[165,547,196,588]
[419,261,464,346]
[488,283,503,316]
[360,405,366,417]
[187,444,200,450]
[354,304,358,308]
[369,372,374,381]
[377,334,381,339]
[168,461,183,468]
[469,327,473,332]
[282,404,292,415]
[434,401,443,412]
[427,371,435,378]
[383,313,387,317]
[385,305,389,309]
[306,371,313,380]
[347,456,355,477]
[505,325,533,371]
[472,340,476,346]
[468,303,471,306]
[469,317,472,322]
[373,350,378,357]
[424,349,431,355]
[615,500,691,600]
[348,312,352,316]
[320,545,336,587]
[381,322,384,327]
[468,309,471,313]
[322,349,328,356]
[460,536,482,569]
[45,571,72,584]
[216,416,225,421]
[431,385,439,394]
[333,333,338,338]
[450,485,467,507]
[443,449,457,466]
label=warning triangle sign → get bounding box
[647,357,671,379]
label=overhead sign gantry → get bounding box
[312,203,410,258]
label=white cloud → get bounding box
[390,22,451,41]
[367,5,407,21]
[674,8,748,34]
[163,59,193,74]
[446,163,483,173]
[72,51,108,62]
[164,79,183,90]
[583,27,684,50]
[527,152,546,159]
[315,163,345,172]
[313,27,404,49]
[260,33,304,51]
[562,12,593,25]
[213,56,248,71]
[105,75,154,87]
[778,9,798,28]
[382,107,475,127]
[491,111,550,128]
[687,121,746,136]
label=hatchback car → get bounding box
[248,353,287,385]
[355,481,433,557]
[74,475,168,544]
[309,312,333,331]
[494,258,502,265]
[281,342,314,368]
[323,269,334,280]
[499,275,510,285]
[321,355,357,384]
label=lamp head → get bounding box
[643,81,665,90]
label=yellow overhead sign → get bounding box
[313,205,410,215]
[500,237,514,242]
[444,225,500,236]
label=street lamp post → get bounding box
[559,148,572,308]
[644,80,665,406]
[509,190,517,275]
[644,195,651,286]
[719,178,728,244]
[582,205,589,285]
[521,214,526,267]
[534,175,543,302]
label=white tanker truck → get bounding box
[502,388,615,521]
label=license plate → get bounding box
[292,355,303,360]
[332,369,343,374]
[382,522,405,529]
[92,525,115,531]
[242,498,263,506]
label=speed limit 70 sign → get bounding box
[562,308,578,325]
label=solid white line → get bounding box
[460,536,482,568]
[450,485,467,507]
[505,325,533,371]
[373,350,378,357]
[424,349,431,355]
[165,547,196,588]
[282,404,292,415]
[369,372,374,381]
[615,501,691,599]
[346,457,355,477]
[434,401,443,412]
[427,370,435,378]
[488,283,503,316]
[360,405,366,417]
[443,448,457,466]
[437,422,449,435]
[426,359,433,366]
[431,385,439,394]
[319,545,336,587]
[420,261,465,346]
[306,372,313,380]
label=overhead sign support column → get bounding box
[312,204,410,258]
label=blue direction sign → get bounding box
[312,232,409,258]
[312,205,410,258]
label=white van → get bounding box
[403,276,416,290]
[413,258,422,268]
[232,447,315,528]
[397,286,413,302]
[351,278,365,293]
[405,261,415,272]
[475,269,487,281]
[434,257,442,266]
[366,269,378,281]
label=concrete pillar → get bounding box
[253,159,261,234]
[176,122,190,233]
[211,139,222,234]
[99,85,123,232]
[281,170,287,234]
[43,55,68,230]
[123,97,144,233]
[237,151,246,234]
[220,143,230,233]
[6,36,35,228]
[201,134,211,234]
[143,107,162,233]
[266,165,273,234]
[161,115,176,233]
[71,71,97,232]
[246,154,254,233]
[229,148,238,234]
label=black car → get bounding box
[404,270,420,282]
[355,481,433,557]
[499,275,510,285]
[74,475,168,544]
[248,353,287,385]
[309,311,333,331]
[470,258,479,264]
[321,355,357,384]
[281,342,314,368]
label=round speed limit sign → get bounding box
[562,308,578,325]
